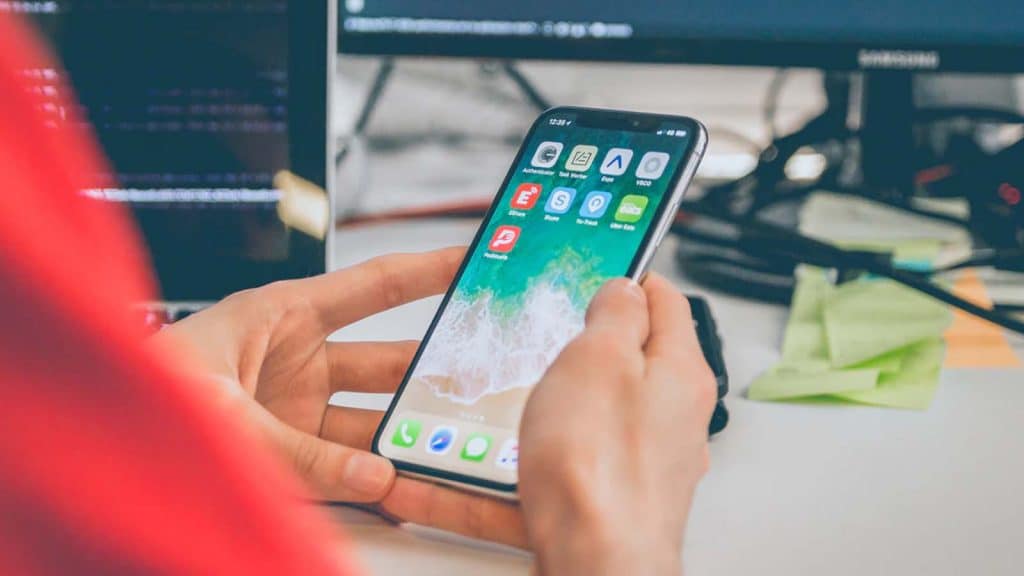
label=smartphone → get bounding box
[373,107,707,498]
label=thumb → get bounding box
[585,277,650,349]
[292,433,396,502]
[249,401,396,502]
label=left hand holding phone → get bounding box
[154,248,467,503]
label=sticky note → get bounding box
[831,339,945,410]
[748,265,953,411]
[823,280,952,368]
[943,270,1022,368]
[748,367,879,401]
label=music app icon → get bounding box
[488,225,521,253]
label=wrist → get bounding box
[527,500,682,576]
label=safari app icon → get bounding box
[425,426,458,455]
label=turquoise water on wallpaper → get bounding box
[411,122,692,405]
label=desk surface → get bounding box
[327,219,1024,576]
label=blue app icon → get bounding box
[579,191,613,218]
[544,187,577,215]
[425,426,458,455]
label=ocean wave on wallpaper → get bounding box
[412,278,586,405]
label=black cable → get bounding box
[336,58,395,167]
[762,69,790,141]
[678,199,1024,336]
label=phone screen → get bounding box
[376,109,701,489]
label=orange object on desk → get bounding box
[944,269,1022,368]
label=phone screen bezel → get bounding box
[372,106,705,494]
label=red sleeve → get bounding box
[0,14,358,576]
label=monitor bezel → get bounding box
[338,31,1024,73]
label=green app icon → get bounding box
[460,433,492,462]
[615,194,649,223]
[391,419,421,448]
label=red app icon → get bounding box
[488,225,521,253]
[511,183,542,210]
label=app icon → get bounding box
[390,419,421,448]
[511,183,542,210]
[599,148,634,176]
[615,194,650,223]
[531,141,563,168]
[544,187,577,215]
[425,426,457,455]
[496,438,519,470]
[579,191,613,219]
[636,151,671,180]
[565,145,599,172]
[488,225,521,253]
[460,433,492,462]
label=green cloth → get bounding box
[749,267,951,410]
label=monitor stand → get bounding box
[335,59,552,168]
[858,71,918,202]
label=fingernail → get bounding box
[618,278,644,298]
[343,452,394,496]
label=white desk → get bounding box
[326,220,1024,576]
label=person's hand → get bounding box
[153,248,466,503]
[378,273,717,563]
[518,274,718,575]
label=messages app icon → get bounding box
[391,419,421,448]
[460,433,492,462]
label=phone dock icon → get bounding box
[391,419,422,448]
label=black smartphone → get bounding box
[373,107,707,498]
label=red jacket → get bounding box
[0,14,354,575]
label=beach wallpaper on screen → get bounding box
[397,120,693,431]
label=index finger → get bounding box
[379,477,528,549]
[301,247,465,333]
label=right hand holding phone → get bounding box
[381,273,717,571]
[518,274,718,575]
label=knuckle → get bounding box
[293,437,324,484]
[463,498,487,540]
[366,255,407,310]
[580,332,639,377]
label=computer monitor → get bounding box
[338,2,1024,72]
[18,0,334,305]
[339,2,1022,200]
